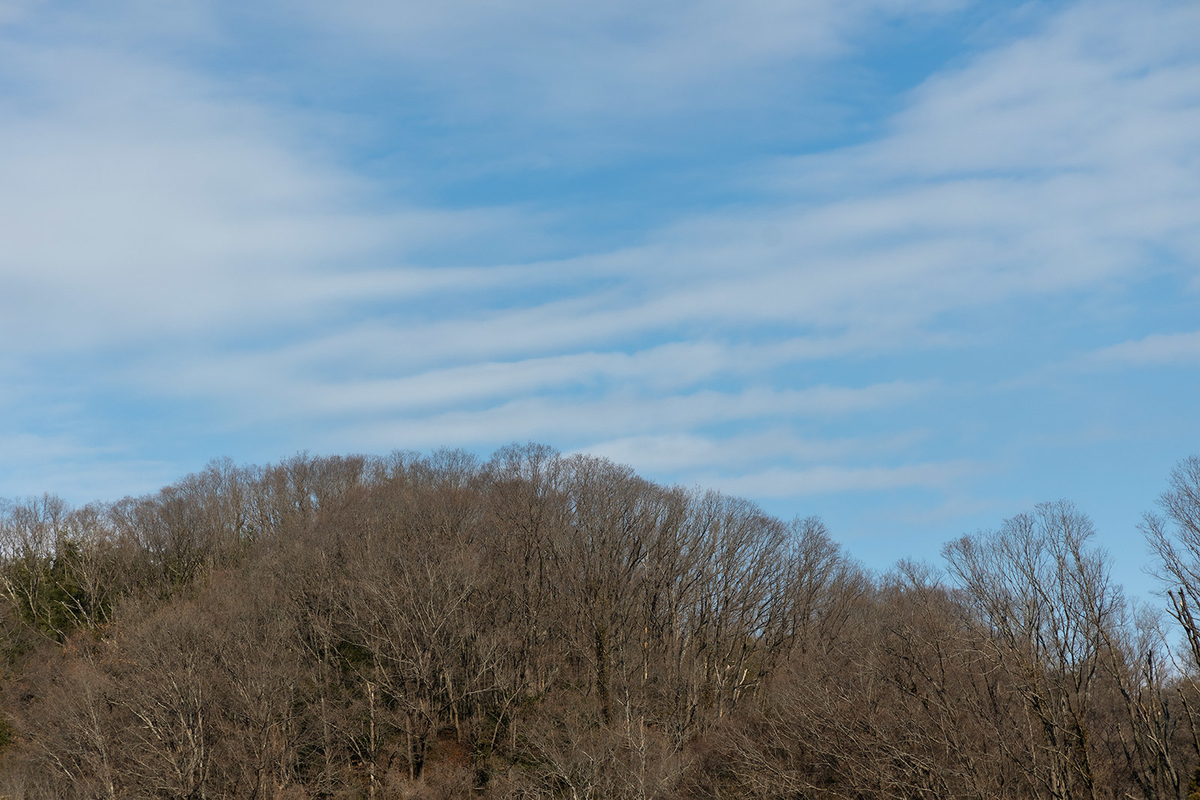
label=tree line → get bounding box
[1,444,1199,799]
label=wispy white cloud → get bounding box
[578,429,927,474]
[1,0,1197,561]
[330,380,932,451]
[0,432,174,500]
[7,0,1195,373]
[291,0,968,124]
[1089,331,1200,367]
[704,460,979,498]
[0,38,549,353]
[878,2,1200,178]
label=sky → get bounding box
[1,0,1198,596]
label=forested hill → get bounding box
[1,444,1199,799]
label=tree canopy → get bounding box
[1,445,1199,799]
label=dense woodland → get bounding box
[2,445,1200,799]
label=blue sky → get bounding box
[1,0,1198,595]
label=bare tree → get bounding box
[1144,455,1200,796]
[944,501,1123,800]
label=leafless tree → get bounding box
[944,501,1124,800]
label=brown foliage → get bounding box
[0,449,1197,799]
